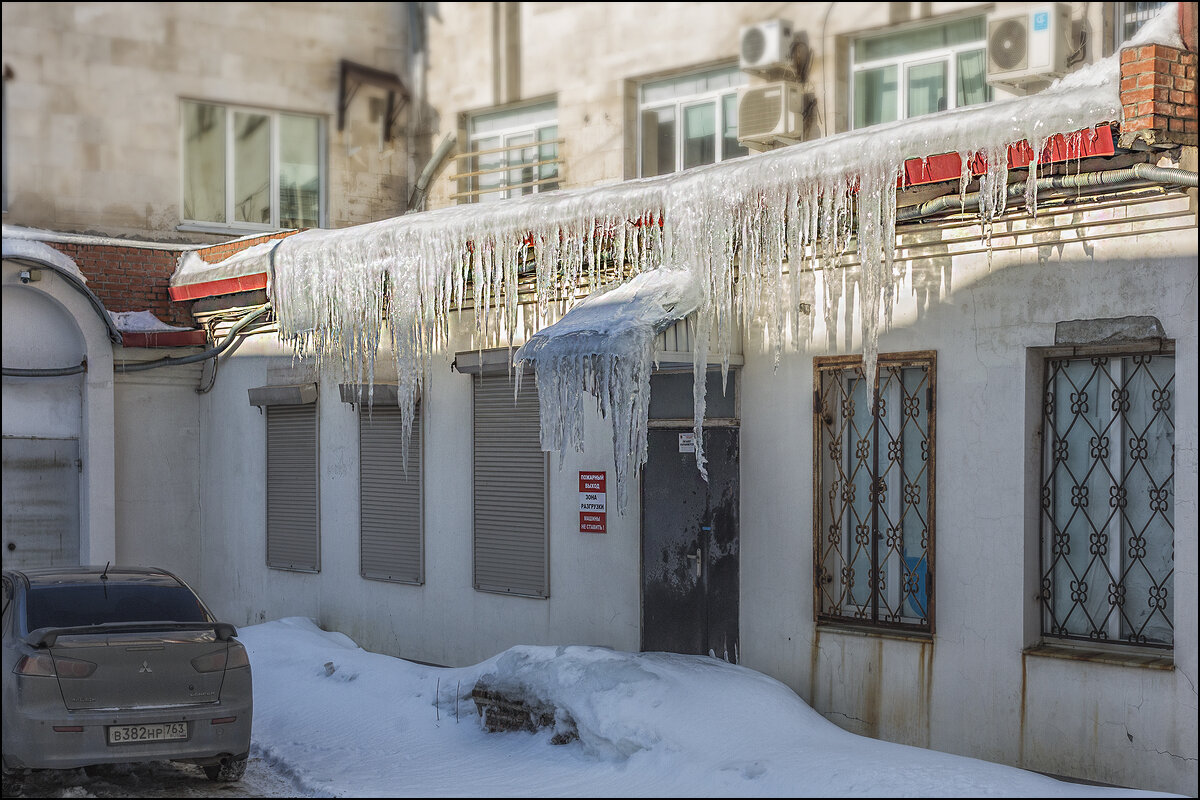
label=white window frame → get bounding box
[179,100,326,234]
[1114,2,1168,48]
[636,65,748,178]
[849,15,990,131]
[465,100,558,203]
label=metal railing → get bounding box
[448,138,564,203]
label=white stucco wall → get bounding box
[111,354,203,584]
[189,190,1197,793]
[736,201,1197,794]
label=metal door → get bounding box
[2,436,81,568]
[641,426,739,661]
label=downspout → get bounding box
[897,163,1198,222]
[407,131,458,212]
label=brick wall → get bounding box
[1119,43,1198,149]
[46,242,192,328]
[43,230,302,330]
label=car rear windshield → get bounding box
[24,583,210,631]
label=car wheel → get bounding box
[1,765,23,797]
[202,756,247,783]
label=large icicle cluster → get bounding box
[263,4,1159,507]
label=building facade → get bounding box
[3,2,1197,794]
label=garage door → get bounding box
[2,436,81,568]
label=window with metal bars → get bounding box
[814,352,935,632]
[1038,347,1175,648]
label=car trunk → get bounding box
[48,630,227,711]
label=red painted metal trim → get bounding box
[121,329,208,348]
[167,272,268,302]
[900,126,1116,188]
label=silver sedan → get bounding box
[1,566,252,794]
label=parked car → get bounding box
[1,565,252,792]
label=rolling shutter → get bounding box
[473,373,548,597]
[266,404,319,572]
[359,403,423,583]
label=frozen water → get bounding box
[259,5,1177,503]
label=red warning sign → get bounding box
[579,471,607,533]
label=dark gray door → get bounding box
[641,426,739,662]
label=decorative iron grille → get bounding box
[1039,349,1175,648]
[814,352,935,632]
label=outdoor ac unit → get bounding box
[740,19,795,72]
[737,81,805,145]
[986,3,1071,93]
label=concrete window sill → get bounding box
[1023,642,1174,670]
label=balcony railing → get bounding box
[449,138,565,203]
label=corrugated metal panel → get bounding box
[359,403,422,583]
[1,437,80,568]
[473,373,548,597]
[266,404,319,572]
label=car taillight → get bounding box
[15,653,97,678]
[191,643,249,673]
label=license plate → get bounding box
[107,722,189,745]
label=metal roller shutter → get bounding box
[266,404,319,572]
[359,403,422,583]
[473,373,548,597]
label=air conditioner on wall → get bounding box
[986,3,1072,93]
[737,81,806,146]
[740,19,795,72]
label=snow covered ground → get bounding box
[234,617,1176,798]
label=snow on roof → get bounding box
[170,239,281,289]
[256,6,1184,502]
[108,310,192,333]
[2,237,88,283]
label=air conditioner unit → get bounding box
[986,3,1071,93]
[740,19,795,72]
[737,81,805,146]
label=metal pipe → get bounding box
[114,304,270,373]
[2,254,124,344]
[898,163,1198,222]
[407,132,458,212]
[3,361,87,378]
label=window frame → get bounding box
[636,64,748,178]
[1036,341,1175,650]
[179,99,326,234]
[849,14,990,131]
[1113,2,1169,49]
[464,99,559,203]
[813,350,936,635]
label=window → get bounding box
[472,371,548,597]
[265,403,319,572]
[461,100,559,203]
[181,100,323,230]
[638,65,749,177]
[814,353,935,632]
[1116,2,1168,45]
[1039,347,1175,648]
[851,16,992,129]
[359,401,423,584]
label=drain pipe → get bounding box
[898,163,1198,222]
[407,131,457,212]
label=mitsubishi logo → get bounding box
[138,660,153,674]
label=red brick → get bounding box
[1177,76,1196,92]
[1171,63,1189,77]
[1122,116,1155,132]
[1125,86,1171,104]
[1182,51,1197,67]
[1121,47,1139,64]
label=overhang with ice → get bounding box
[260,5,1178,508]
